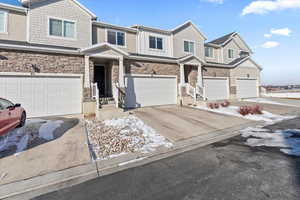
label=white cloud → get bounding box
[242,0,300,16]
[261,41,280,48]
[264,33,272,38]
[203,0,224,4]
[270,28,292,36]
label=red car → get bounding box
[0,98,26,136]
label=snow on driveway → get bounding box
[0,119,64,156]
[243,98,295,107]
[86,115,173,160]
[196,105,295,124]
[241,127,300,157]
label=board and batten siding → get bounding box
[173,25,205,60]
[28,0,92,48]
[0,10,27,41]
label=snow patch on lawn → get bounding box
[241,127,300,156]
[0,119,63,155]
[196,105,295,124]
[243,98,293,106]
[264,92,300,98]
[86,115,173,160]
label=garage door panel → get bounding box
[236,79,258,99]
[125,76,177,108]
[204,78,229,100]
[0,75,82,117]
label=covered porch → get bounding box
[82,43,128,109]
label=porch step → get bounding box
[99,97,115,106]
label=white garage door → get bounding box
[204,78,229,100]
[236,79,258,99]
[0,74,82,117]
[125,75,177,108]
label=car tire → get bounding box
[18,112,26,127]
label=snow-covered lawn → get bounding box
[86,115,172,161]
[0,119,63,156]
[243,98,294,106]
[264,92,300,98]
[241,127,300,156]
[196,105,295,124]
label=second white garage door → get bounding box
[125,75,177,108]
[204,77,229,100]
[236,79,258,99]
[0,74,82,118]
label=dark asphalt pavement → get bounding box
[33,128,300,200]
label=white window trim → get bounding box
[105,28,127,48]
[205,47,214,58]
[47,16,77,40]
[228,48,235,59]
[183,40,196,54]
[149,35,164,51]
[0,10,8,34]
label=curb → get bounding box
[0,120,265,199]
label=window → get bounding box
[228,49,234,59]
[107,30,125,46]
[149,36,163,50]
[184,41,195,53]
[0,11,7,33]
[49,18,75,38]
[0,98,13,110]
[205,47,214,57]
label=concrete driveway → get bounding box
[133,105,250,142]
[0,116,91,185]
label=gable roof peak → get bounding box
[19,0,97,19]
[208,32,237,45]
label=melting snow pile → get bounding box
[241,127,300,156]
[0,119,63,155]
[196,105,295,124]
[86,115,172,160]
[243,98,294,107]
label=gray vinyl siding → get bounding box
[0,10,27,42]
[28,0,92,48]
[223,40,240,64]
[233,35,251,52]
[173,25,205,60]
[92,26,137,53]
[205,47,221,63]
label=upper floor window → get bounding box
[228,49,234,59]
[149,36,163,50]
[184,41,195,53]
[107,30,125,46]
[49,18,75,38]
[205,47,214,57]
[0,10,8,33]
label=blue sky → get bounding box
[3,0,300,85]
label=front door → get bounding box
[94,66,106,97]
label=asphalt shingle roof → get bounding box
[208,32,236,45]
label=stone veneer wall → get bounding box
[0,49,93,101]
[203,66,230,77]
[124,60,180,82]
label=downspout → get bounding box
[26,0,31,43]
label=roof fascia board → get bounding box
[93,21,137,33]
[0,3,27,13]
[172,21,207,40]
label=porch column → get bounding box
[84,55,90,88]
[197,63,203,88]
[180,63,185,85]
[118,57,125,87]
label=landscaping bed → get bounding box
[85,115,172,160]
